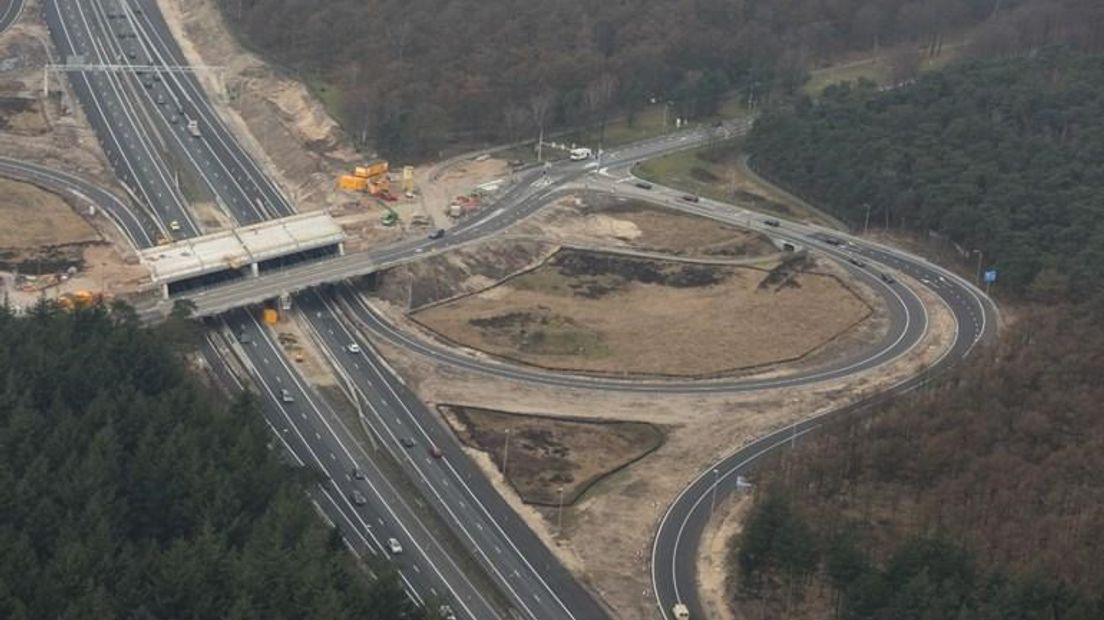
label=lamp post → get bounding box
[501,429,511,478]
[863,203,872,236]
[972,249,984,285]
[709,468,720,517]
[557,486,565,536]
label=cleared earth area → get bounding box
[535,195,780,258]
[439,405,663,506]
[412,250,873,377]
[0,178,100,249]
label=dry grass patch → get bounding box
[440,405,663,505]
[0,179,99,249]
[413,250,873,377]
[546,196,779,258]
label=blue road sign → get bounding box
[983,270,998,284]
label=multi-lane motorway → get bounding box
[39,1,622,618]
[25,1,1002,619]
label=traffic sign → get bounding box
[983,270,998,284]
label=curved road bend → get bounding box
[0,0,23,33]
[648,203,999,618]
[0,156,157,248]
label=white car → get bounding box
[387,537,403,554]
[346,342,361,354]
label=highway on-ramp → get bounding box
[39,2,1001,618]
[0,156,158,248]
[648,212,999,619]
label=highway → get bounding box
[37,2,1002,618]
[210,310,506,619]
[177,120,756,317]
[43,1,544,616]
[0,0,23,33]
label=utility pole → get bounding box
[863,203,872,236]
[501,429,511,478]
[709,468,720,517]
[972,249,984,285]
[557,486,565,536]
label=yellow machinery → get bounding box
[338,159,392,197]
[57,290,106,311]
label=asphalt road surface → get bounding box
[209,311,506,619]
[647,204,999,618]
[0,0,23,33]
[45,1,587,616]
[0,156,156,248]
[40,2,1000,618]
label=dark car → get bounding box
[351,467,365,480]
[428,228,445,240]
[634,181,654,190]
[762,219,781,227]
[400,437,416,449]
[848,257,867,267]
[880,272,896,284]
[350,491,367,506]
[681,194,700,203]
[429,445,443,459]
[822,236,844,246]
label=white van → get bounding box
[672,603,690,619]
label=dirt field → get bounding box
[523,194,780,259]
[0,179,148,309]
[440,405,663,506]
[0,178,100,248]
[0,97,50,135]
[412,250,872,377]
[365,273,957,619]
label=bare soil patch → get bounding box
[0,178,100,248]
[366,239,556,310]
[0,97,49,134]
[0,179,148,306]
[440,405,663,506]
[412,250,872,377]
[521,194,780,259]
[370,279,956,619]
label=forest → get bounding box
[217,0,1018,158]
[748,49,1104,296]
[730,300,1104,618]
[0,304,423,619]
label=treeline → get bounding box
[748,49,1104,296]
[0,304,422,619]
[730,301,1104,618]
[217,0,1006,158]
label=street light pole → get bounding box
[557,486,565,536]
[972,249,984,285]
[501,429,511,478]
[709,468,720,517]
[863,203,872,236]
